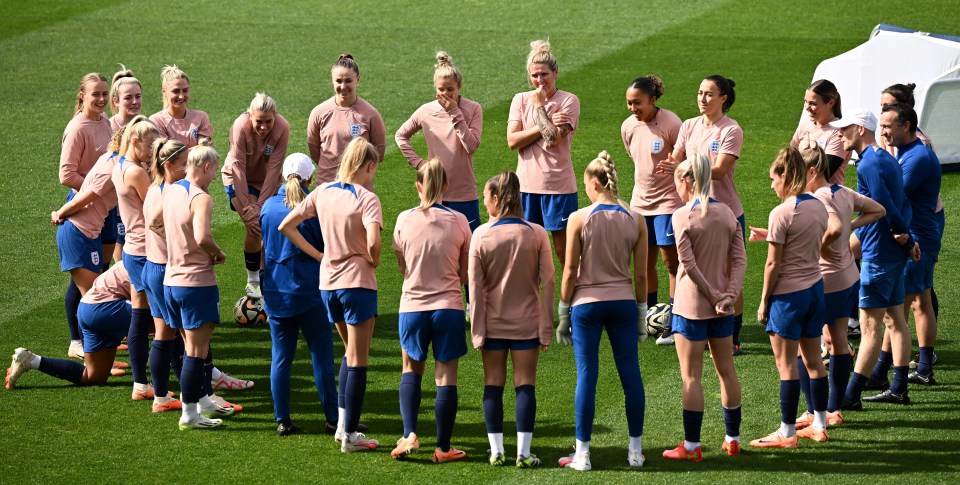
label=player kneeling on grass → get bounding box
[260,153,338,436]
[469,171,554,468]
[390,159,471,463]
[750,148,829,448]
[555,151,648,471]
[659,153,746,462]
[7,262,140,390]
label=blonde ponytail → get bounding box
[417,158,447,210]
[284,175,307,209]
[677,153,712,216]
[585,150,619,197]
[337,137,379,183]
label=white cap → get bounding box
[282,153,315,181]
[829,108,878,132]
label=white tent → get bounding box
[807,24,960,169]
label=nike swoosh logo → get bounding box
[468,219,478,225]
[95,145,104,151]
[860,296,868,301]
[561,217,569,222]
[665,232,674,237]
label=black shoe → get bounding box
[863,376,889,391]
[325,421,369,435]
[732,344,743,357]
[277,421,300,436]
[863,389,911,405]
[840,397,863,411]
[907,371,937,386]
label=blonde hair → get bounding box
[486,171,522,218]
[74,72,107,116]
[109,65,141,115]
[584,150,619,197]
[677,153,713,216]
[337,137,379,182]
[417,158,447,210]
[284,174,308,209]
[800,144,830,181]
[248,92,276,113]
[771,147,807,198]
[119,115,158,156]
[332,53,359,76]
[160,65,189,108]
[526,39,558,72]
[434,51,462,85]
[151,138,187,186]
[187,145,219,170]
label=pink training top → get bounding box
[813,185,867,293]
[508,90,580,194]
[69,152,120,239]
[468,217,554,347]
[671,199,747,319]
[307,97,386,188]
[149,109,213,149]
[162,180,216,287]
[221,112,290,206]
[393,205,471,313]
[109,114,132,133]
[143,184,167,264]
[293,181,383,291]
[621,108,684,215]
[791,118,850,185]
[676,115,744,217]
[395,97,483,202]
[111,156,149,256]
[60,113,113,190]
[766,194,828,295]
[81,261,131,305]
[571,203,640,306]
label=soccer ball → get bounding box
[234,296,267,327]
[646,303,672,337]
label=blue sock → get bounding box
[811,377,829,412]
[515,385,536,433]
[128,308,152,384]
[482,385,504,433]
[828,353,851,412]
[798,356,813,413]
[683,409,704,443]
[845,372,868,402]
[38,357,84,385]
[733,314,743,347]
[646,292,658,308]
[399,372,421,437]
[870,351,892,382]
[149,339,173,397]
[338,358,348,409]
[202,348,213,396]
[345,366,367,433]
[779,380,800,425]
[65,281,82,341]
[917,346,935,376]
[890,366,909,394]
[170,333,184,381]
[722,405,741,437]
[181,356,204,403]
[435,385,458,452]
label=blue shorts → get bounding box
[444,200,481,232]
[736,213,746,242]
[823,281,859,324]
[78,299,130,353]
[860,259,906,308]
[102,206,122,245]
[672,314,734,341]
[904,250,937,294]
[141,261,169,320]
[521,192,578,231]
[398,309,468,362]
[766,279,825,340]
[57,220,103,273]
[321,288,377,325]
[645,214,675,247]
[121,251,147,293]
[225,185,261,211]
[163,285,220,330]
[483,337,540,351]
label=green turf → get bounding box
[1,0,959,482]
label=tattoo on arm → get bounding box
[534,106,557,144]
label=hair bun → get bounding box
[338,53,354,60]
[529,39,551,53]
[436,51,451,65]
[905,83,916,91]
[726,78,736,88]
[597,150,611,162]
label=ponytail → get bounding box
[337,137,379,183]
[332,53,360,76]
[584,150,619,197]
[677,153,713,216]
[417,158,447,210]
[151,138,187,186]
[771,147,807,198]
[284,175,308,209]
[119,115,158,156]
[800,144,830,181]
[486,171,522,218]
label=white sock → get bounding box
[848,317,859,328]
[517,431,533,458]
[725,435,740,443]
[211,367,223,380]
[629,436,642,453]
[575,439,590,456]
[182,402,198,420]
[246,270,260,283]
[337,408,346,431]
[779,422,796,438]
[813,410,827,430]
[70,339,82,347]
[683,440,700,452]
[133,382,151,392]
[155,394,175,404]
[199,394,214,409]
[348,431,358,442]
[487,433,504,455]
[30,355,41,369]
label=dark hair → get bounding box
[628,75,664,99]
[882,83,916,108]
[808,79,842,119]
[705,74,736,112]
[881,103,918,135]
[332,53,359,76]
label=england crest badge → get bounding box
[710,140,720,154]
[349,124,362,137]
[264,145,274,155]
[652,139,663,154]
